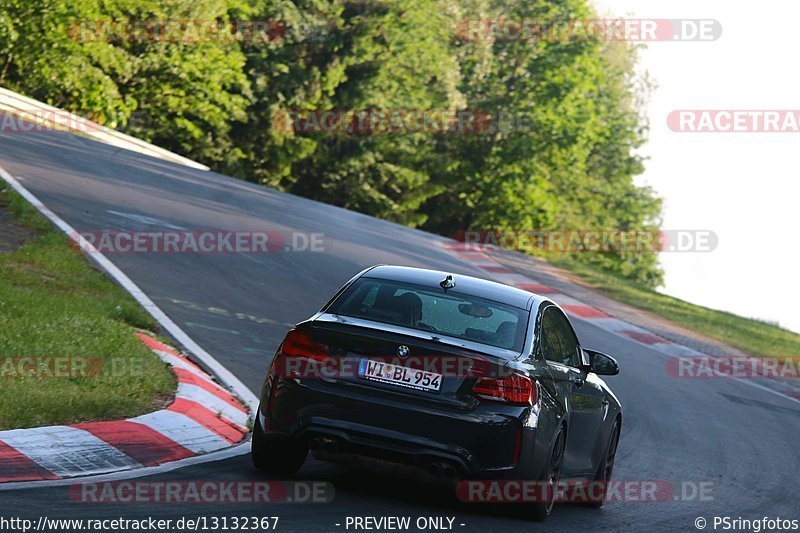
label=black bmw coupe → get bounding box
[253,265,622,520]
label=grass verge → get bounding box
[553,258,800,359]
[0,185,175,430]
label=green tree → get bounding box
[422,0,663,285]
[0,0,250,167]
[1,0,664,284]
[228,0,464,226]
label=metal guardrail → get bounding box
[0,87,209,171]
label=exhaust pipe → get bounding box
[321,438,338,454]
[426,462,441,477]
[442,464,457,479]
[310,437,339,454]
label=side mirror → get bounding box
[585,349,620,376]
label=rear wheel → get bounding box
[586,419,620,509]
[525,429,566,522]
[251,406,308,476]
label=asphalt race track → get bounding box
[1,129,798,532]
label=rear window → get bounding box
[327,278,528,351]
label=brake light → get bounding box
[281,329,329,361]
[472,373,536,406]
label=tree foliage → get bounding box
[0,0,664,286]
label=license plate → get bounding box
[357,359,442,392]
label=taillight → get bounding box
[472,373,536,406]
[266,329,329,412]
[281,329,329,361]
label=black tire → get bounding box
[525,429,566,522]
[251,407,308,476]
[586,419,620,509]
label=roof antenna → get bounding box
[439,274,456,290]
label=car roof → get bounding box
[361,265,536,310]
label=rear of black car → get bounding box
[254,267,549,481]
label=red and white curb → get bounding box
[445,243,800,403]
[1,165,259,487]
[0,333,249,483]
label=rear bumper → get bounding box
[259,377,547,478]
